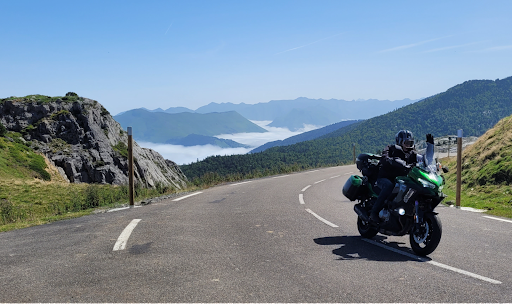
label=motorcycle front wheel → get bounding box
[357,217,378,238]
[409,212,442,256]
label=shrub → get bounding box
[113,142,129,158]
[0,122,6,137]
[0,199,28,224]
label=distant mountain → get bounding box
[195,98,418,121]
[195,97,418,130]
[117,106,195,116]
[181,76,512,179]
[267,106,342,131]
[250,120,362,153]
[166,134,250,148]
[163,107,195,114]
[119,98,417,131]
[114,109,267,144]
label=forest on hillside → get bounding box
[181,77,512,181]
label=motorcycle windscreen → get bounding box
[424,142,437,172]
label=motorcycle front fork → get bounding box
[414,200,424,224]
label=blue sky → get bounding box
[2,0,512,115]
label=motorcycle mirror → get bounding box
[442,166,449,173]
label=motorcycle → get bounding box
[342,142,447,256]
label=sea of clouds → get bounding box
[138,121,320,165]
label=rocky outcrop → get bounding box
[0,94,187,189]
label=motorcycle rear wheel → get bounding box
[357,217,378,238]
[409,213,442,256]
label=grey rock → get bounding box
[0,96,187,189]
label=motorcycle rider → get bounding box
[369,130,434,223]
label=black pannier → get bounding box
[342,175,364,201]
[356,153,381,183]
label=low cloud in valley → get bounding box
[138,121,320,165]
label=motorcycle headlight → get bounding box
[418,178,436,189]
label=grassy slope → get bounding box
[0,134,188,232]
[441,115,512,218]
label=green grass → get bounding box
[0,135,50,181]
[112,142,128,158]
[0,132,191,232]
[1,94,80,104]
[441,157,512,218]
[0,178,191,232]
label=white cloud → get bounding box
[475,45,512,52]
[423,41,485,53]
[216,120,320,147]
[274,32,344,55]
[137,121,322,165]
[138,142,252,165]
[378,35,452,53]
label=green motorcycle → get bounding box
[342,143,447,256]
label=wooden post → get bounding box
[456,130,463,208]
[448,137,451,158]
[128,127,134,207]
[353,143,356,164]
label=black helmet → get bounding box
[396,130,414,151]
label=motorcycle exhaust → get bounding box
[354,204,370,222]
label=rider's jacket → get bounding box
[378,144,418,181]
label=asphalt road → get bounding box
[1,165,511,302]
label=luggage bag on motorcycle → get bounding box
[356,153,381,182]
[342,175,364,201]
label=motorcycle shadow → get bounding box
[314,235,431,262]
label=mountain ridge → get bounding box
[114,109,267,144]
[181,76,512,179]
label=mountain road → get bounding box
[1,165,511,302]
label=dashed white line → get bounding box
[483,215,512,224]
[301,185,311,192]
[314,179,326,184]
[362,239,502,285]
[299,194,305,205]
[305,209,339,228]
[330,175,341,179]
[172,192,203,201]
[273,175,289,179]
[230,181,253,186]
[113,219,141,251]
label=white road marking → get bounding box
[344,172,354,175]
[172,192,203,201]
[299,194,305,205]
[230,181,253,186]
[305,209,339,228]
[107,206,141,212]
[362,239,502,285]
[308,170,320,173]
[330,175,341,179]
[113,219,141,251]
[301,185,311,192]
[314,179,326,184]
[483,215,512,224]
[451,206,486,213]
[273,175,289,179]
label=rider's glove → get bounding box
[426,134,434,144]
